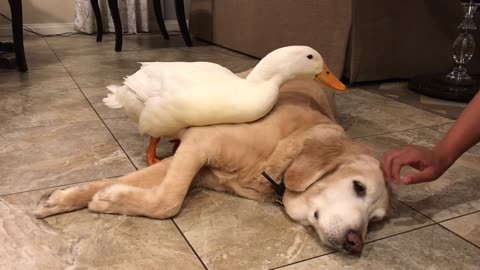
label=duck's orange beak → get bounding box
[315,64,346,91]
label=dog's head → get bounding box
[280,125,390,254]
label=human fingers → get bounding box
[391,153,420,182]
[403,169,436,184]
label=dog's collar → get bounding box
[261,171,285,204]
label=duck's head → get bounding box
[248,46,346,91]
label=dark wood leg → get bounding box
[107,0,122,52]
[174,0,192,47]
[90,0,103,42]
[153,0,169,40]
[8,0,27,72]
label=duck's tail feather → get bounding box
[103,85,123,109]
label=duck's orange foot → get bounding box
[146,137,161,166]
[147,155,161,166]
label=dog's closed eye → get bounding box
[353,180,366,197]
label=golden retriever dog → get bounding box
[34,71,390,254]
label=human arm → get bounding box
[382,91,480,184]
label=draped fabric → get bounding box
[74,0,150,34]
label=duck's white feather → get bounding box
[106,62,279,137]
[102,46,331,139]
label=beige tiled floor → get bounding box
[0,34,478,269]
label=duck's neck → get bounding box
[246,62,293,88]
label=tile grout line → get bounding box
[271,202,480,269]
[439,224,480,249]
[351,118,461,140]
[270,223,439,270]
[0,174,126,197]
[45,37,139,171]
[360,88,459,121]
[437,209,480,223]
[269,250,338,270]
[338,91,455,127]
[170,218,210,270]
[0,119,103,134]
[397,199,480,249]
[352,126,430,140]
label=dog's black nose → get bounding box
[343,230,363,254]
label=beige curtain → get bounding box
[74,0,150,34]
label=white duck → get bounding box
[103,46,346,165]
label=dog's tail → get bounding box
[103,85,123,109]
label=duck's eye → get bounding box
[307,54,313,60]
[314,211,319,220]
[353,180,366,197]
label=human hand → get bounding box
[382,145,452,184]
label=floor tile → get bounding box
[81,87,127,119]
[441,212,480,247]
[429,123,480,148]
[277,225,480,270]
[103,118,174,169]
[46,34,138,62]
[0,66,77,92]
[173,189,432,270]
[61,51,142,88]
[124,33,210,50]
[430,123,480,149]
[23,37,63,70]
[358,128,480,221]
[1,188,204,270]
[336,95,422,138]
[0,87,98,132]
[364,199,433,242]
[174,189,331,270]
[0,121,135,195]
[62,45,257,88]
[362,81,467,119]
[345,89,453,127]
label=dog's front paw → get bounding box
[88,184,134,215]
[34,186,86,218]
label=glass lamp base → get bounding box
[408,74,480,102]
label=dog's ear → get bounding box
[284,135,347,192]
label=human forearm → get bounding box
[433,91,480,165]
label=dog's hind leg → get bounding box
[34,158,172,218]
[87,141,208,219]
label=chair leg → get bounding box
[107,0,122,52]
[90,0,103,42]
[174,0,192,47]
[8,0,27,72]
[153,0,169,40]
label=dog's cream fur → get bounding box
[35,71,390,253]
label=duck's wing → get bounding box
[123,62,236,101]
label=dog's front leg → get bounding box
[88,143,208,219]
[34,159,173,218]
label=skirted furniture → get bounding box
[89,0,192,52]
[189,0,480,83]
